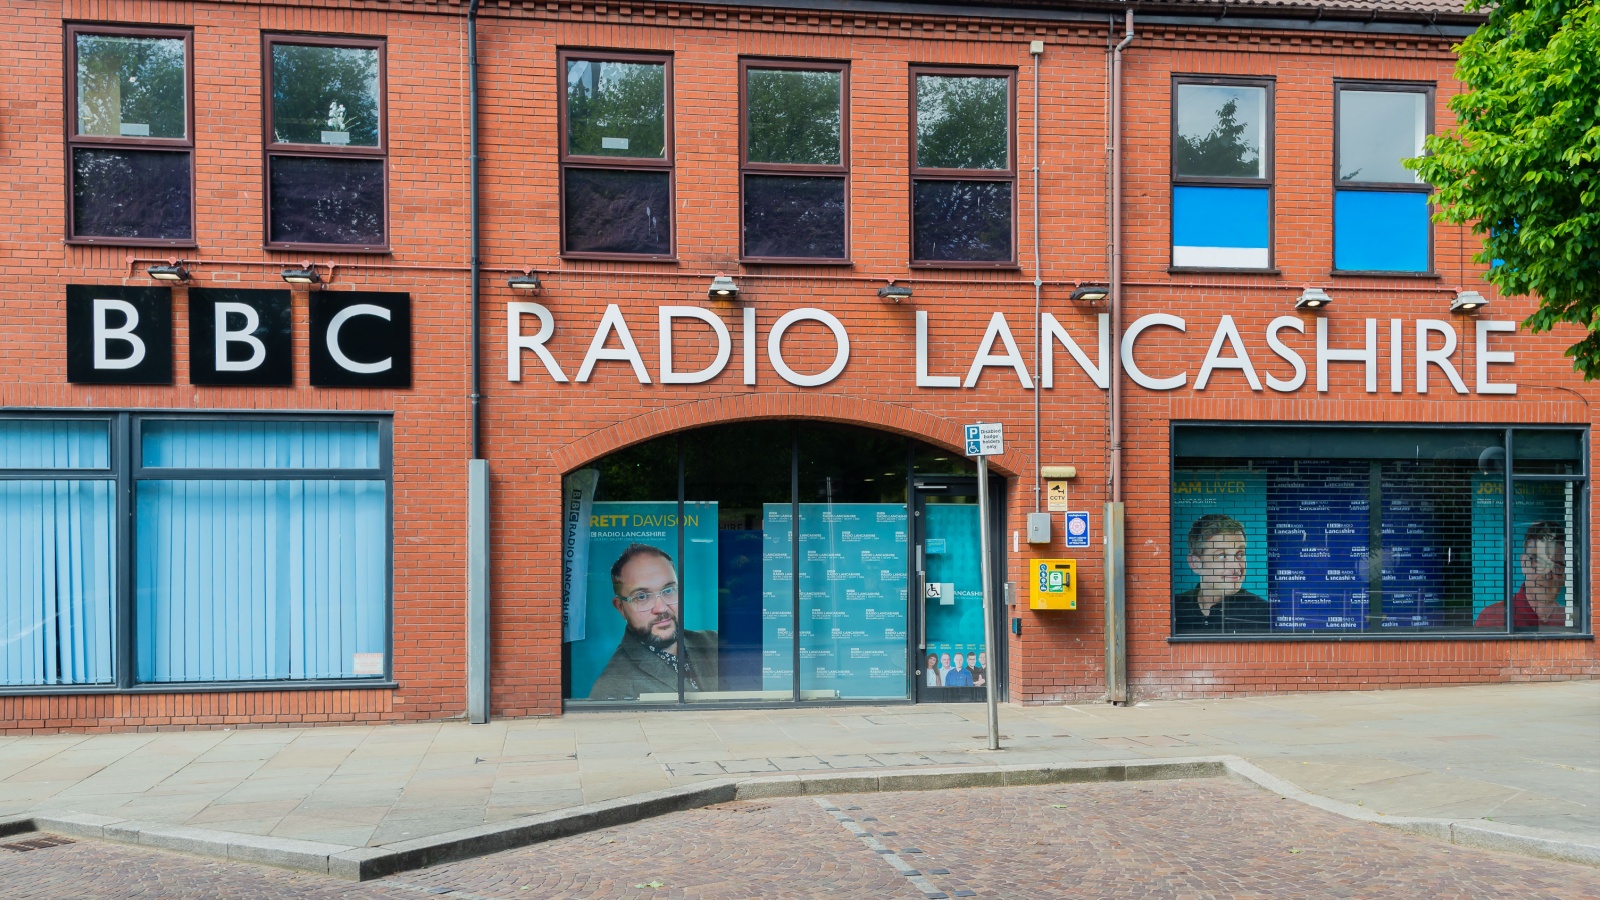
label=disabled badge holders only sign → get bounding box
[1029,559,1077,610]
[964,422,1003,457]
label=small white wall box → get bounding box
[1027,512,1052,543]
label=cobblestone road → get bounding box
[5,780,1598,899]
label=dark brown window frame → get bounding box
[558,49,675,262]
[65,23,196,248]
[1169,75,1277,274]
[1332,79,1437,277]
[909,65,1018,269]
[738,57,851,265]
[263,33,389,253]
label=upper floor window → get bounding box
[1171,77,1274,271]
[911,68,1015,266]
[67,26,193,245]
[265,36,387,250]
[741,60,848,262]
[1334,82,1433,273]
[561,51,673,259]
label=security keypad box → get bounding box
[1029,559,1077,610]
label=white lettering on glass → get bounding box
[327,304,393,374]
[92,298,145,370]
[213,302,265,372]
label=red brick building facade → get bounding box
[1,0,1592,733]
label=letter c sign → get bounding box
[309,292,412,388]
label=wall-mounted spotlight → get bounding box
[1295,287,1332,311]
[1068,283,1109,303]
[877,282,913,303]
[507,271,543,292]
[146,261,190,283]
[708,274,740,300]
[1450,290,1489,314]
[281,263,323,287]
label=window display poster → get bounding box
[1267,462,1370,630]
[566,501,720,700]
[1377,468,1442,627]
[1171,469,1269,608]
[922,503,986,682]
[1470,476,1570,619]
[762,503,908,699]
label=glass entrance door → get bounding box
[913,478,1001,703]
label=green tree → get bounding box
[1410,0,1600,378]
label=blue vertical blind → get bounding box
[0,421,115,686]
[135,421,386,682]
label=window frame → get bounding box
[0,411,396,696]
[262,33,390,253]
[738,57,851,265]
[1169,74,1277,274]
[1167,422,1591,643]
[558,48,676,262]
[1331,79,1437,276]
[64,23,196,248]
[908,64,1018,269]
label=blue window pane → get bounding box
[0,420,110,469]
[0,480,116,686]
[142,421,379,469]
[1172,186,1270,269]
[1335,190,1430,272]
[135,479,386,683]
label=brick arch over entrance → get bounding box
[551,393,1024,476]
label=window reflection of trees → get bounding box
[916,75,1008,170]
[76,36,186,139]
[1177,97,1260,178]
[566,61,666,158]
[271,45,381,146]
[746,69,841,166]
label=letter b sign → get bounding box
[66,286,173,384]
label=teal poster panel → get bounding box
[1170,469,1268,605]
[761,505,793,691]
[1471,477,1569,618]
[763,503,908,699]
[923,503,984,659]
[568,501,719,699]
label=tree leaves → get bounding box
[1410,0,1600,378]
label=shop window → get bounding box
[561,52,673,258]
[0,415,392,693]
[1171,77,1273,270]
[911,68,1015,265]
[741,60,848,261]
[0,420,116,687]
[1334,83,1433,273]
[1170,425,1588,639]
[564,423,974,706]
[67,26,193,244]
[265,37,387,250]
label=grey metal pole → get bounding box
[977,455,1000,751]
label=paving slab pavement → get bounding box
[0,681,1594,860]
